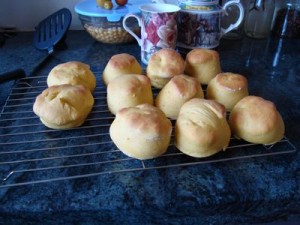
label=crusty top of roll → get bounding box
[230,96,282,133]
[108,53,141,70]
[147,48,185,79]
[229,95,285,144]
[214,72,248,91]
[117,104,171,136]
[155,74,204,119]
[33,84,94,128]
[110,103,172,160]
[234,95,278,125]
[102,53,142,85]
[169,74,203,98]
[47,61,96,92]
[178,99,228,143]
[185,48,220,64]
[107,74,153,115]
[179,98,227,122]
[108,74,150,96]
[175,98,231,157]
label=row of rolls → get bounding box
[33,48,285,160]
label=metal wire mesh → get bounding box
[0,72,296,188]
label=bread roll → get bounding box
[229,96,285,144]
[102,53,142,85]
[47,61,96,92]
[33,84,94,129]
[155,74,204,119]
[175,98,231,158]
[110,104,172,160]
[146,48,185,89]
[107,74,153,115]
[207,72,249,111]
[185,48,221,85]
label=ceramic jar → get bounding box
[176,0,244,52]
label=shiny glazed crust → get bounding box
[175,98,231,158]
[207,72,249,111]
[33,84,94,129]
[110,104,172,160]
[102,53,142,86]
[155,74,204,119]
[229,95,285,144]
[47,61,96,92]
[146,48,185,89]
[107,74,154,115]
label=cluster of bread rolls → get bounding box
[33,61,96,129]
[105,48,285,160]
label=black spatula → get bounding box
[0,8,72,83]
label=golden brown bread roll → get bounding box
[229,95,285,144]
[102,53,142,86]
[155,74,204,119]
[107,74,154,115]
[110,104,172,160]
[33,84,94,129]
[207,72,249,111]
[146,48,185,89]
[175,98,231,158]
[47,61,96,92]
[185,48,222,85]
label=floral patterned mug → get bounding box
[122,3,180,65]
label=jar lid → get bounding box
[75,0,149,22]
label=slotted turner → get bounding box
[0,8,72,83]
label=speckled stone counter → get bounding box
[0,31,299,225]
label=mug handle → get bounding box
[221,0,245,35]
[123,14,142,46]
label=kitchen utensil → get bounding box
[0,8,72,83]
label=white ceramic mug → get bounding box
[122,3,180,64]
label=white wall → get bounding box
[0,0,83,30]
[0,0,166,31]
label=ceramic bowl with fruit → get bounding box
[75,0,150,44]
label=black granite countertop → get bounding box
[0,31,299,225]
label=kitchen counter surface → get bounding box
[0,31,299,225]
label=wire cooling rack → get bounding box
[0,72,297,188]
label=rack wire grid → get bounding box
[0,72,297,188]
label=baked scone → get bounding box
[155,74,204,119]
[185,48,222,85]
[207,72,249,111]
[229,95,285,145]
[110,104,172,160]
[33,84,94,129]
[47,61,96,92]
[102,53,142,86]
[175,98,231,158]
[107,74,153,115]
[146,48,185,89]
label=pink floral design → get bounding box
[141,12,178,64]
[144,13,177,48]
[157,19,177,48]
[145,20,160,45]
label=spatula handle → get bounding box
[0,69,26,83]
